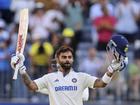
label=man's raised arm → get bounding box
[93,58,128,88]
[11,53,38,91]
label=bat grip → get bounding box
[13,65,19,80]
[12,59,20,80]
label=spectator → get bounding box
[55,0,69,9]
[35,0,56,11]
[62,28,75,47]
[115,0,139,44]
[65,0,84,52]
[0,0,14,24]
[44,2,64,33]
[89,0,114,21]
[94,5,116,51]
[29,37,54,79]
[128,55,140,101]
[0,19,9,41]
[30,2,49,40]
[0,19,11,98]
[11,0,35,11]
[89,0,114,46]
[11,0,35,23]
[65,0,84,31]
[79,47,104,76]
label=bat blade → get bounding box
[13,8,29,80]
[16,8,29,54]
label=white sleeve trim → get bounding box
[34,76,47,90]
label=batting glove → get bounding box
[108,57,128,73]
[11,53,26,74]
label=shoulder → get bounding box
[76,72,98,84]
[76,72,94,78]
[42,72,58,78]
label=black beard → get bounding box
[60,63,72,70]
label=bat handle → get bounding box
[13,64,19,80]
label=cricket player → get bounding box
[11,35,129,105]
[36,60,89,101]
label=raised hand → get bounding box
[108,57,128,73]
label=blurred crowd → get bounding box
[0,0,140,103]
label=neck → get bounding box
[59,67,71,76]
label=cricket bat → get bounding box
[13,8,29,80]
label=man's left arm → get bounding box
[93,58,128,88]
[93,71,114,88]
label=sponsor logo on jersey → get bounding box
[55,86,77,91]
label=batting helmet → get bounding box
[107,35,129,58]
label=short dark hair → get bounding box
[55,45,74,58]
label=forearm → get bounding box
[106,70,114,77]
[20,72,38,91]
[94,70,115,88]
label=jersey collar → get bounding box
[57,68,74,77]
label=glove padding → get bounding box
[108,57,128,73]
[11,53,25,70]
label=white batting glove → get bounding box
[11,53,26,74]
[108,57,128,73]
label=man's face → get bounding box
[57,51,73,70]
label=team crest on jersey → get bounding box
[72,78,77,83]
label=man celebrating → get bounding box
[11,35,128,105]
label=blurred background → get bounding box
[0,0,140,105]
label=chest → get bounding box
[48,74,82,93]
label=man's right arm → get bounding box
[21,72,38,91]
[11,54,38,92]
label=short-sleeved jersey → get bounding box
[34,70,97,105]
